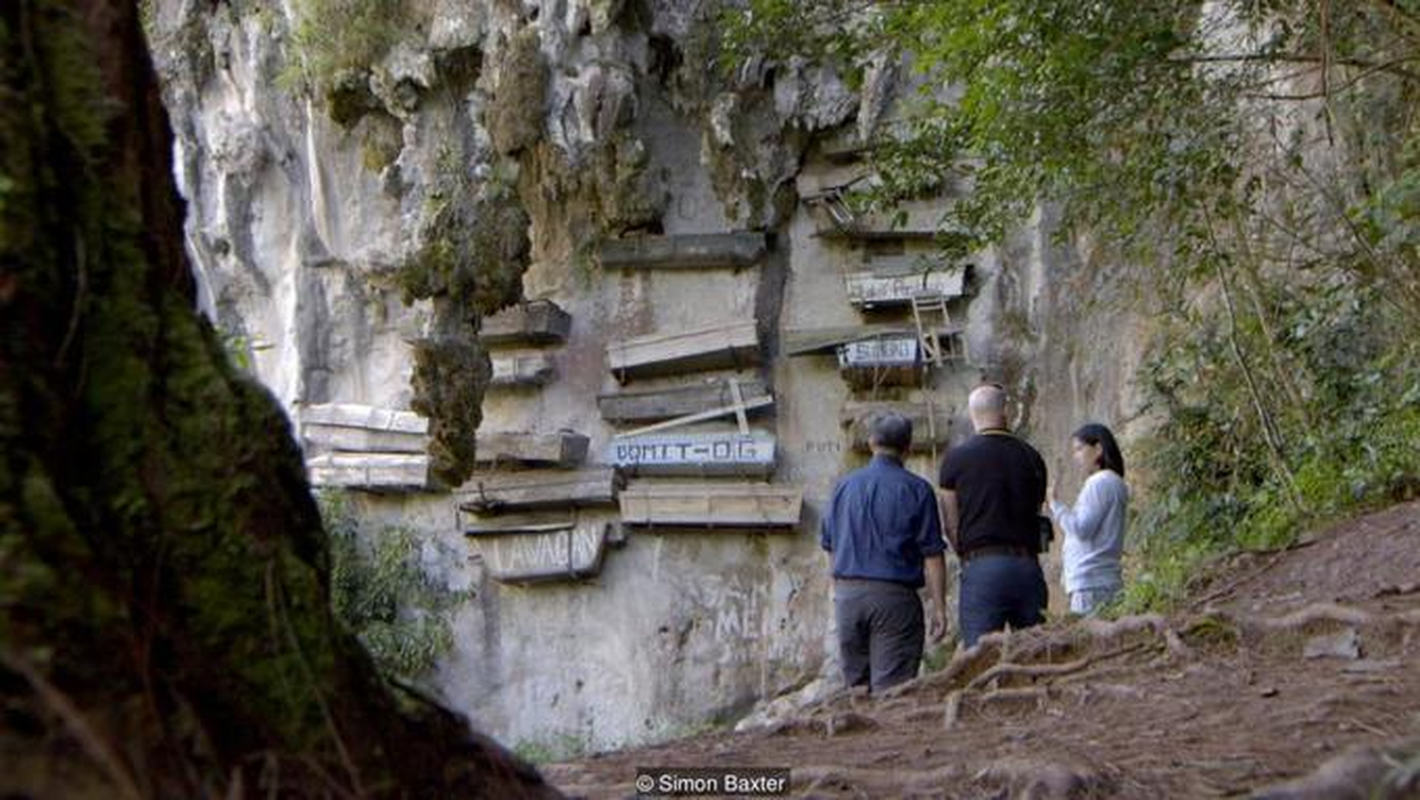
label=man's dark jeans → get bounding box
[958,554,1047,648]
[834,578,924,693]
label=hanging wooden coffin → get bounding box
[456,468,623,514]
[844,267,966,309]
[836,334,922,388]
[489,353,555,387]
[607,431,775,477]
[464,514,613,583]
[841,401,958,453]
[306,452,430,491]
[299,403,428,453]
[474,431,589,467]
[607,320,759,381]
[809,203,941,240]
[597,378,771,425]
[618,482,802,529]
[481,300,572,345]
[598,232,767,270]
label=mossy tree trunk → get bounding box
[0,2,555,796]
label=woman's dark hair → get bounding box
[1072,423,1125,478]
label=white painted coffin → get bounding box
[299,403,428,454]
[844,267,966,309]
[464,514,613,582]
[306,452,430,491]
[606,431,776,477]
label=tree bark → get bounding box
[0,2,557,796]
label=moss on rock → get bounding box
[409,329,492,487]
[398,160,531,484]
[488,27,548,156]
[0,2,551,795]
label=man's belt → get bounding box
[959,544,1036,562]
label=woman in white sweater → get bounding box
[1048,423,1129,615]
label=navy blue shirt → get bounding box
[820,455,947,588]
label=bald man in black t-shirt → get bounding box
[938,384,1049,648]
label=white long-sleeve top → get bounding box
[1050,470,1129,593]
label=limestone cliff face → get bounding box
[151,0,1147,752]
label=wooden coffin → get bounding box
[457,468,623,513]
[606,431,776,477]
[481,300,572,345]
[844,267,966,309]
[619,482,802,529]
[598,378,772,424]
[464,514,612,582]
[607,320,759,380]
[810,203,940,240]
[299,403,428,452]
[306,452,429,490]
[783,324,961,357]
[598,233,767,270]
[841,401,958,453]
[300,403,428,433]
[795,161,874,199]
[475,430,589,467]
[837,334,921,388]
[490,353,555,387]
[301,425,427,453]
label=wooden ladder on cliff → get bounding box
[911,290,955,368]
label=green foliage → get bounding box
[730,0,1420,611]
[1119,284,1420,612]
[282,0,410,115]
[727,1,1235,250]
[512,733,591,765]
[1385,743,1420,795]
[320,491,464,679]
[921,642,953,673]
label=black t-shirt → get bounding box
[938,429,1048,553]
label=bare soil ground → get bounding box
[546,501,1420,798]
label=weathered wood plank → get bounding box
[456,468,623,513]
[481,300,572,345]
[299,403,428,434]
[810,204,942,240]
[475,431,589,467]
[845,267,966,308]
[837,334,922,388]
[598,233,768,270]
[836,335,920,369]
[607,320,759,380]
[302,424,427,454]
[619,482,802,528]
[598,378,771,424]
[306,453,430,490]
[783,323,962,356]
[840,401,959,453]
[489,353,555,387]
[795,162,874,198]
[615,395,774,438]
[606,431,776,477]
[463,514,612,582]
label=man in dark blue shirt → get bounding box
[821,412,948,692]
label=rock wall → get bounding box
[150,0,1149,752]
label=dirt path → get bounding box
[546,501,1420,798]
